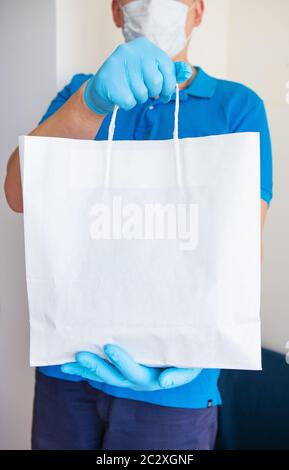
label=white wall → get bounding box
[189,0,230,78]
[0,0,57,450]
[56,0,123,89]
[0,0,288,450]
[226,0,289,355]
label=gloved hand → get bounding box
[84,37,192,115]
[61,344,202,391]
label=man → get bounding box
[5,0,272,450]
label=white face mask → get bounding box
[122,0,192,58]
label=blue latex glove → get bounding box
[61,344,202,391]
[84,37,192,115]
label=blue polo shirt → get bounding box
[38,67,273,409]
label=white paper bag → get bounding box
[20,91,261,370]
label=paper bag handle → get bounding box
[105,84,184,190]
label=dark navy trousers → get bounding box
[32,371,218,450]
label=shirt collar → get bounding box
[172,66,217,101]
[186,67,217,98]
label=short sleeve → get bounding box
[39,73,92,125]
[231,99,273,206]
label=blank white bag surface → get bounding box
[20,131,261,370]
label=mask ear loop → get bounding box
[104,105,119,192]
[173,84,185,193]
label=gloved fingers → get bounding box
[109,80,137,111]
[156,54,176,102]
[61,362,104,382]
[104,344,159,386]
[75,351,132,388]
[174,61,193,84]
[158,367,202,389]
[142,61,164,98]
[127,62,149,104]
[99,59,137,111]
